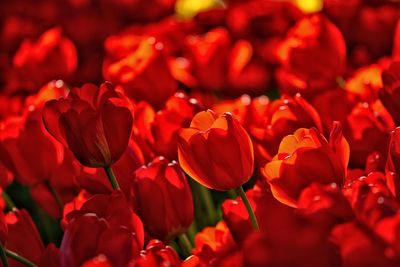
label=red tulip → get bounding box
[344,101,394,167]
[0,110,63,186]
[132,157,194,241]
[345,64,383,102]
[43,82,133,167]
[148,92,203,160]
[61,191,144,267]
[38,244,60,267]
[263,123,349,207]
[5,209,45,266]
[226,0,303,41]
[134,239,182,267]
[81,255,112,267]
[276,14,346,97]
[178,110,254,191]
[193,221,239,267]
[131,101,157,162]
[226,40,272,97]
[212,95,269,131]
[6,27,77,94]
[250,94,322,165]
[343,172,398,227]
[332,221,398,267]
[103,34,177,108]
[184,28,230,91]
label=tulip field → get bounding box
[0,0,400,266]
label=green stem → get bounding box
[197,184,217,224]
[103,166,120,190]
[177,233,193,257]
[2,191,15,210]
[5,249,36,267]
[44,180,63,211]
[227,189,237,199]
[187,221,197,244]
[0,243,9,267]
[235,186,259,231]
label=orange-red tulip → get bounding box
[263,123,349,207]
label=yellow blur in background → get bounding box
[175,0,323,19]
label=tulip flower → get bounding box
[148,93,203,160]
[263,122,350,207]
[192,221,238,266]
[250,94,322,166]
[4,209,45,267]
[132,156,194,242]
[43,82,133,189]
[184,28,231,91]
[344,101,394,167]
[61,191,144,267]
[178,110,254,191]
[178,110,258,230]
[276,14,346,97]
[134,239,182,267]
[7,27,77,95]
[0,110,63,186]
[103,34,177,108]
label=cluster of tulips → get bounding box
[1,0,400,266]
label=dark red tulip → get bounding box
[38,244,60,267]
[5,209,45,267]
[0,109,63,186]
[132,157,193,241]
[61,191,144,267]
[43,82,133,167]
